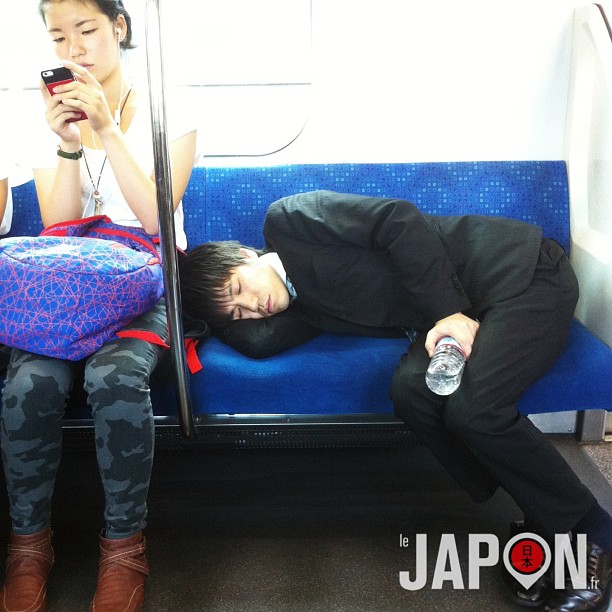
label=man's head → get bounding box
[178,241,291,326]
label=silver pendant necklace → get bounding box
[83,153,108,215]
[81,87,132,215]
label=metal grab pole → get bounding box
[144,0,196,439]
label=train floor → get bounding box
[0,435,610,611]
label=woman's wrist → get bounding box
[95,121,122,145]
[58,140,82,154]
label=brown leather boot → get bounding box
[89,531,149,612]
[0,528,54,612]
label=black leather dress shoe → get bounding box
[544,541,612,611]
[505,520,552,607]
[507,570,552,608]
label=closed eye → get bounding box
[228,279,242,320]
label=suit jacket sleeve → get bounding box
[263,191,472,323]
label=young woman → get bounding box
[0,1,197,611]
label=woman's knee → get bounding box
[84,339,157,400]
[2,350,73,413]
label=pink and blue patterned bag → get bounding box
[0,216,165,360]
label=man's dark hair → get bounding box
[178,241,258,326]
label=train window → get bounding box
[157,0,313,159]
[1,0,312,161]
[159,1,311,86]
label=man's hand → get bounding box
[425,312,480,359]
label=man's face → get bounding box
[222,253,291,321]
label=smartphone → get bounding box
[41,67,87,122]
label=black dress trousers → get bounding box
[390,238,594,536]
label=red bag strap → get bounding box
[115,330,203,374]
[41,215,112,235]
[84,228,159,257]
[41,216,160,257]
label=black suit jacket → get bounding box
[219,190,543,357]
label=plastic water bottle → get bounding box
[425,337,466,395]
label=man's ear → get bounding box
[239,247,259,260]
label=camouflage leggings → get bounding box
[0,300,168,538]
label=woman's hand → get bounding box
[62,61,116,134]
[40,78,81,145]
[40,61,116,138]
[425,312,480,359]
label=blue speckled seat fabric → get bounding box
[182,161,570,251]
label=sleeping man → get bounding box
[178,190,612,612]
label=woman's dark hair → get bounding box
[178,241,259,327]
[38,0,136,50]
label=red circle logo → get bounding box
[508,538,546,575]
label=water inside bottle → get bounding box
[425,367,462,395]
[425,344,465,395]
